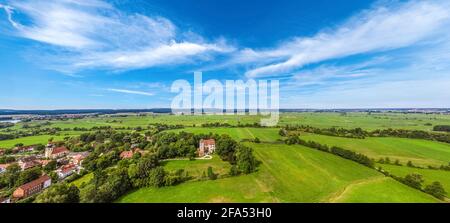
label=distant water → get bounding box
[0,120,20,124]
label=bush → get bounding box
[424,181,447,200]
[207,166,218,180]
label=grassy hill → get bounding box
[300,133,450,167]
[118,143,438,203]
[380,164,450,195]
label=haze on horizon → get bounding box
[1,0,450,110]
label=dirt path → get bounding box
[325,176,386,203]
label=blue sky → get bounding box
[0,0,450,109]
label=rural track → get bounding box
[325,176,386,203]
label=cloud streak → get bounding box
[0,0,233,72]
[106,88,154,96]
[242,0,450,78]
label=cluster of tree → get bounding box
[201,122,232,128]
[433,125,450,132]
[78,154,190,203]
[391,173,447,200]
[0,122,14,129]
[285,136,374,168]
[35,183,80,203]
[281,125,450,144]
[0,165,42,190]
[215,135,260,174]
[369,128,450,144]
[280,125,367,139]
[376,157,402,166]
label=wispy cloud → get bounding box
[106,88,154,96]
[0,0,233,72]
[241,0,450,78]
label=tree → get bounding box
[424,181,447,200]
[402,173,424,189]
[16,167,41,186]
[4,163,21,188]
[35,183,80,203]
[407,161,414,167]
[236,145,258,174]
[147,167,166,187]
[207,166,217,180]
[229,165,240,176]
[43,160,57,172]
[215,135,237,162]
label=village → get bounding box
[0,137,217,203]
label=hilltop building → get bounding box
[198,139,216,157]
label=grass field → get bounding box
[379,164,450,195]
[0,135,71,148]
[300,133,450,167]
[162,156,232,180]
[118,143,438,203]
[3,112,450,134]
[168,127,282,142]
[71,173,94,188]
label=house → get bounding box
[36,159,52,167]
[198,139,216,157]
[18,160,41,171]
[45,146,69,159]
[68,152,90,165]
[0,197,11,204]
[120,150,134,159]
[13,146,34,153]
[120,148,145,159]
[0,164,10,174]
[13,175,51,199]
[18,156,41,171]
[56,164,78,179]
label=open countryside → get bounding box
[1,111,450,203]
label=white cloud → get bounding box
[242,0,450,78]
[0,0,233,72]
[106,88,154,96]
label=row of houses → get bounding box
[1,144,89,202]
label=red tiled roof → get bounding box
[59,164,77,174]
[201,139,215,145]
[18,175,50,191]
[22,161,40,169]
[120,150,134,159]
[0,164,10,169]
[52,146,69,155]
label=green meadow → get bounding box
[168,127,282,142]
[118,143,438,203]
[300,133,450,167]
[0,135,69,148]
[2,112,449,203]
[379,164,450,195]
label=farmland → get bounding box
[299,133,450,167]
[1,112,450,203]
[118,143,438,203]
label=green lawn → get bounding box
[0,135,68,148]
[331,177,440,203]
[162,156,232,180]
[118,143,438,203]
[380,164,450,196]
[71,173,94,188]
[300,133,450,167]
